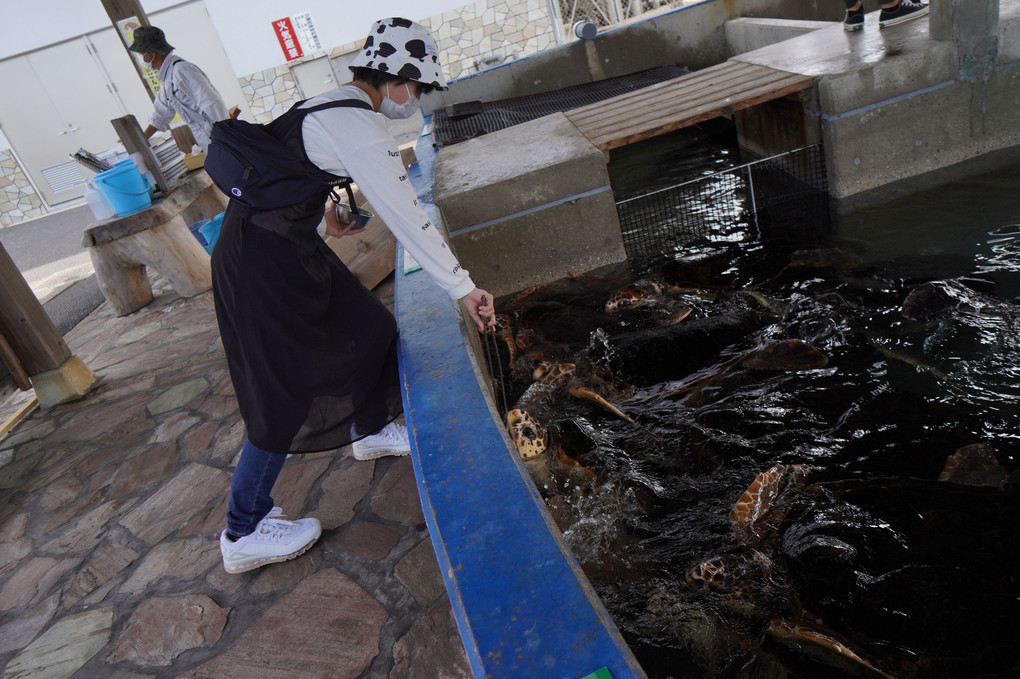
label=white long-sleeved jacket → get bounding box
[150,52,229,152]
[299,86,475,301]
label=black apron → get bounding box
[210,104,402,454]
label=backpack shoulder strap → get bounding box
[268,97,373,135]
[299,98,374,116]
[267,98,374,178]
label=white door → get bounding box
[292,57,341,98]
[0,37,127,206]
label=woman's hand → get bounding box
[323,203,368,238]
[460,287,497,332]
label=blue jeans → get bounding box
[226,439,287,538]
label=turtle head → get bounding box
[514,326,542,352]
[605,281,660,313]
[685,555,732,592]
[506,408,547,460]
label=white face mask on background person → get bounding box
[379,82,421,120]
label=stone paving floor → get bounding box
[0,274,472,679]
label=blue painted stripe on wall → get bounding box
[396,121,647,679]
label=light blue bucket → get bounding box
[93,163,152,216]
[198,212,225,254]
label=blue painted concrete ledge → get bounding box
[394,123,647,679]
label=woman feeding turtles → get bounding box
[212,18,495,574]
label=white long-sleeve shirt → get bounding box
[150,52,229,152]
[300,86,475,301]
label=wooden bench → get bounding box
[81,170,228,316]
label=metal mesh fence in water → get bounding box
[432,65,687,146]
[615,145,829,260]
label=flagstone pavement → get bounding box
[0,274,473,679]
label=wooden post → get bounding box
[0,244,71,375]
[100,0,152,101]
[112,114,173,195]
[0,243,97,406]
[100,0,198,153]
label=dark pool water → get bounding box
[492,152,1020,678]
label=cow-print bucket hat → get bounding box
[349,18,448,91]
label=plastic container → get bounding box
[335,202,374,228]
[198,212,225,254]
[188,218,211,248]
[129,152,157,190]
[92,163,152,216]
[84,181,116,221]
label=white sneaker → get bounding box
[352,422,412,460]
[220,507,321,574]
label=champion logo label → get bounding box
[231,188,242,197]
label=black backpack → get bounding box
[205,98,372,210]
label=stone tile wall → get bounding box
[239,64,303,125]
[0,150,46,228]
[236,0,562,123]
[422,0,560,79]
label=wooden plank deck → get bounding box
[565,61,814,153]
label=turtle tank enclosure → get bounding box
[482,120,1020,679]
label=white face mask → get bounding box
[379,82,421,120]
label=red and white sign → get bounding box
[273,17,304,61]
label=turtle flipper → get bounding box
[567,384,635,423]
[730,464,810,546]
[491,313,517,361]
[766,619,898,679]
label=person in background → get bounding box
[127,25,229,152]
[213,18,496,574]
[843,0,929,31]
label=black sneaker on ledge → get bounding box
[843,7,865,31]
[879,1,929,29]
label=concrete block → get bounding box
[433,113,625,296]
[449,188,622,296]
[822,70,1020,202]
[725,18,832,56]
[998,0,1020,61]
[30,356,97,408]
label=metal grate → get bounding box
[616,145,829,260]
[432,65,687,146]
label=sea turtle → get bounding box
[603,278,698,322]
[740,339,829,372]
[680,453,1020,678]
[505,407,596,499]
[938,442,1010,489]
[899,281,960,321]
[787,247,863,270]
[503,359,634,465]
